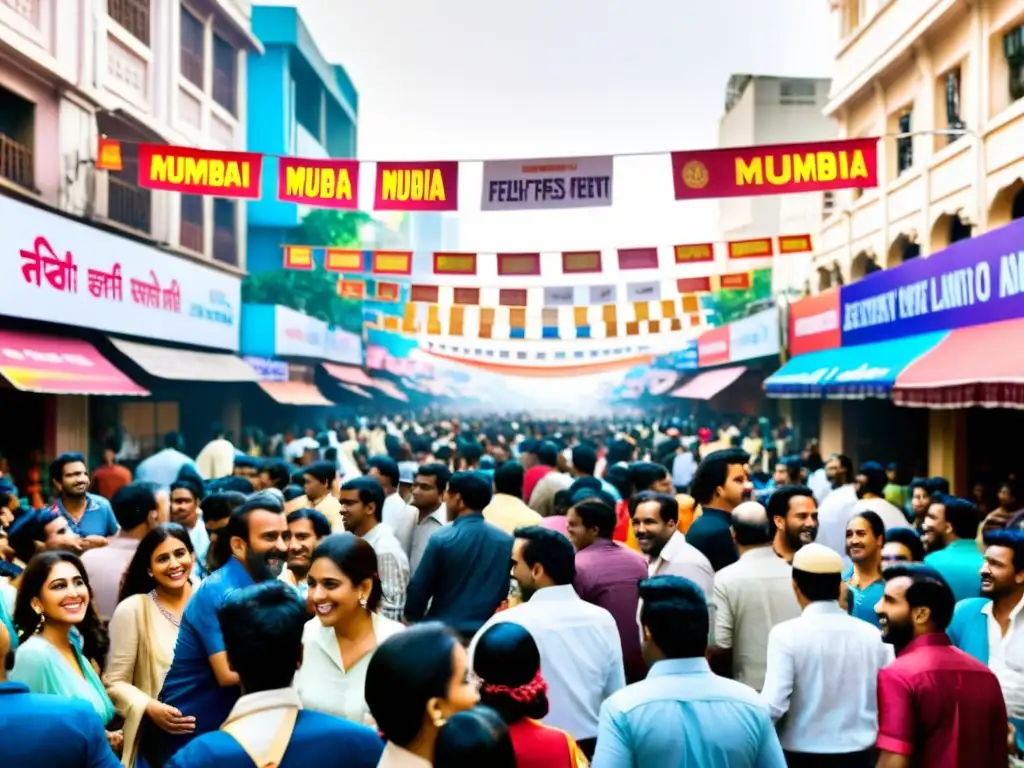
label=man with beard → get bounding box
[469,526,624,758]
[815,454,858,559]
[145,491,288,767]
[632,491,713,600]
[947,529,1024,755]
[768,485,818,563]
[280,508,331,599]
[922,496,984,602]
[875,564,1007,767]
[687,448,751,571]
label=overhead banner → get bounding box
[626,281,661,302]
[840,217,1024,346]
[373,161,459,211]
[277,157,359,209]
[670,138,878,200]
[480,155,613,211]
[543,286,576,307]
[137,144,263,199]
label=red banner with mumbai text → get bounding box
[277,157,360,209]
[137,144,264,199]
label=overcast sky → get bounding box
[263,0,837,251]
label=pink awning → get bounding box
[322,363,374,387]
[258,382,333,406]
[671,366,746,400]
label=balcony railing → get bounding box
[0,133,34,189]
[213,226,237,265]
[108,176,151,234]
[180,220,204,253]
[107,0,151,46]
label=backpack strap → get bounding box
[221,707,298,768]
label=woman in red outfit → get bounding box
[473,622,589,768]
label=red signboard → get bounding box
[697,325,731,367]
[788,289,841,356]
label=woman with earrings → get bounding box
[11,550,121,751]
[294,532,404,724]
[104,523,196,767]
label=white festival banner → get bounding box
[481,155,614,211]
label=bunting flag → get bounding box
[617,248,659,270]
[338,278,367,298]
[718,272,752,289]
[136,144,264,199]
[433,252,478,275]
[283,245,314,270]
[374,281,401,302]
[497,253,542,276]
[562,251,602,274]
[674,243,715,264]
[727,237,774,260]
[277,157,359,209]
[777,233,813,254]
[96,137,123,171]
[371,251,413,275]
[324,248,363,273]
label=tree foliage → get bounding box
[241,209,373,335]
[705,268,774,325]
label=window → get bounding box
[180,194,204,253]
[0,85,35,189]
[1006,26,1024,102]
[822,191,836,219]
[944,67,965,142]
[779,79,816,105]
[212,33,237,114]
[107,142,151,233]
[896,110,913,174]
[212,198,236,265]
[107,0,150,46]
[179,7,204,89]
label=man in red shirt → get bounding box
[875,563,1007,767]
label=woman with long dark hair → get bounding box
[11,550,120,750]
[474,622,589,767]
[105,523,196,766]
[434,706,516,768]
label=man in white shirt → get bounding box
[761,543,892,767]
[409,463,450,573]
[367,455,416,558]
[852,462,913,534]
[816,454,860,560]
[710,501,801,690]
[195,423,235,481]
[470,526,624,756]
[632,491,713,600]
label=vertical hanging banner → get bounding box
[626,281,662,302]
[136,144,264,198]
[374,161,459,211]
[277,157,360,209]
[497,253,541,276]
[480,155,614,211]
[670,138,879,200]
[617,248,660,270]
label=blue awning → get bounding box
[765,331,948,399]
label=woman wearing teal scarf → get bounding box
[10,551,119,751]
[0,593,16,653]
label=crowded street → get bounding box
[3,0,1024,767]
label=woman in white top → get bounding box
[295,532,404,725]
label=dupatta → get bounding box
[11,634,116,722]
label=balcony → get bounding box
[107,0,150,46]
[108,176,151,234]
[0,133,34,189]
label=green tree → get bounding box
[241,209,373,334]
[705,268,773,325]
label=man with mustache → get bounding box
[768,485,819,564]
[144,491,289,767]
[874,563,1007,767]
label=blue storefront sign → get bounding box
[651,340,698,372]
[840,217,1024,346]
[241,304,363,365]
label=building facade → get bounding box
[718,75,837,296]
[245,3,357,273]
[0,0,259,466]
[815,0,1024,288]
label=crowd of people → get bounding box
[0,412,1021,767]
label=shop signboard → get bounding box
[697,325,730,367]
[243,356,289,382]
[274,305,325,358]
[728,307,780,363]
[1,196,241,351]
[788,290,841,356]
[242,303,364,364]
[840,217,1024,347]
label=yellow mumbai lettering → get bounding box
[381,168,447,202]
[285,165,353,201]
[150,154,251,188]
[734,150,869,186]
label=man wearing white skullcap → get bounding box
[760,543,893,767]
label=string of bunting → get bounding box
[282,233,813,278]
[95,135,879,210]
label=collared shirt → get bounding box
[362,523,410,621]
[984,595,1024,722]
[815,483,858,560]
[876,632,1007,766]
[470,584,625,741]
[381,494,416,558]
[592,657,785,768]
[649,530,714,601]
[80,535,139,620]
[761,601,892,753]
[574,538,649,683]
[482,493,543,535]
[410,505,446,574]
[187,518,211,580]
[924,539,984,602]
[52,493,119,537]
[377,742,431,768]
[685,507,738,572]
[296,494,345,533]
[404,512,513,636]
[136,448,197,490]
[158,557,254,744]
[711,546,801,691]
[91,462,132,500]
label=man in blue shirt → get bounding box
[166,581,382,768]
[0,619,121,767]
[48,452,118,539]
[923,496,985,602]
[593,575,785,768]
[405,470,513,638]
[144,491,289,766]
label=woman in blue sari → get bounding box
[11,551,121,754]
